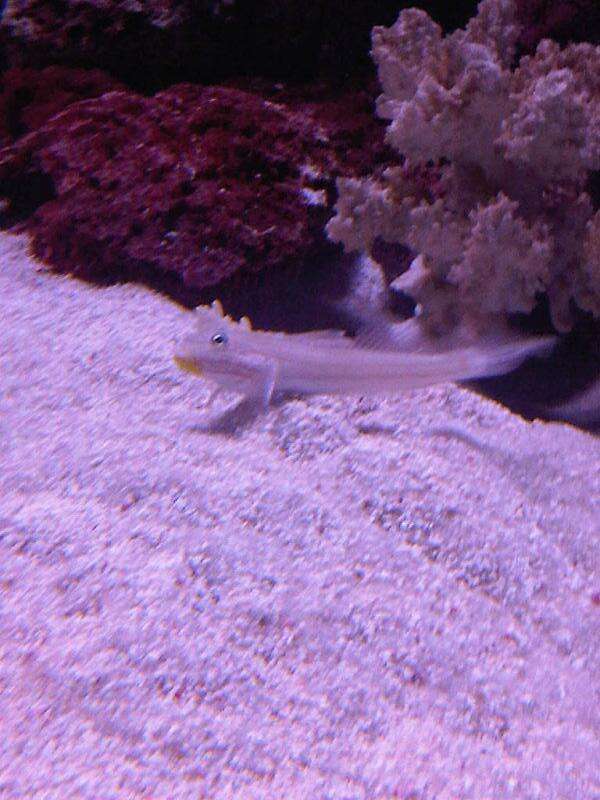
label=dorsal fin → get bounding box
[288,329,355,348]
[352,312,420,351]
[194,300,232,333]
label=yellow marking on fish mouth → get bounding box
[173,356,203,376]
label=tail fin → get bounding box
[461,335,557,380]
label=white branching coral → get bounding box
[328,0,600,332]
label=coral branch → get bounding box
[328,0,600,332]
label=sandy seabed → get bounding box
[0,232,599,799]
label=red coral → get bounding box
[0,83,391,296]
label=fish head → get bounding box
[174,301,260,393]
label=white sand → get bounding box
[1,232,599,799]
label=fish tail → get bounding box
[459,335,556,381]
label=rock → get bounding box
[0,1,481,91]
[0,82,392,296]
[0,0,400,90]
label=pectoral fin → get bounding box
[259,361,278,409]
[242,359,278,410]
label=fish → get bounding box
[174,301,556,408]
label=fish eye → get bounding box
[210,332,227,346]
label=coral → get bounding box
[328,0,600,333]
[0,83,392,295]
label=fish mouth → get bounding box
[173,356,203,376]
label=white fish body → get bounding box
[174,301,556,408]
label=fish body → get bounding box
[174,301,555,407]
